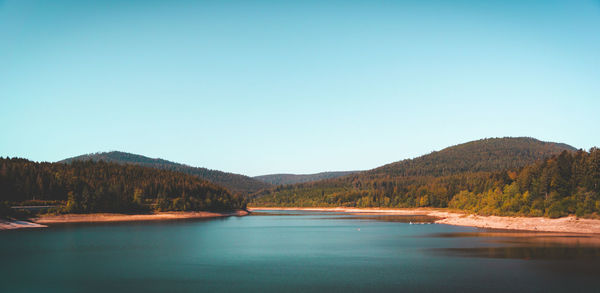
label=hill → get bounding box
[251,137,585,213]
[0,158,246,216]
[254,171,360,185]
[365,137,576,178]
[60,152,271,195]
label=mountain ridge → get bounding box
[254,171,361,185]
[60,151,271,195]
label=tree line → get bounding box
[0,158,246,218]
[252,149,600,218]
[449,149,600,218]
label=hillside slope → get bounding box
[254,171,360,185]
[367,137,576,178]
[60,152,271,195]
[252,137,578,208]
[0,158,246,215]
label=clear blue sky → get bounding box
[1,0,599,176]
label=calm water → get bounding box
[1,210,600,293]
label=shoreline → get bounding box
[0,210,248,230]
[5,207,600,234]
[248,207,600,234]
[0,219,48,230]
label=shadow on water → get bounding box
[250,210,439,223]
[440,245,600,260]
[314,214,438,223]
[428,231,600,262]
[248,211,334,216]
[44,216,231,230]
[251,209,442,222]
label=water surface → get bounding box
[1,210,599,292]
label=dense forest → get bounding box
[252,138,599,218]
[61,151,271,195]
[449,149,600,218]
[365,137,575,178]
[0,158,246,218]
[2,137,597,220]
[254,171,360,185]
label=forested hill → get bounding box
[251,137,597,218]
[0,158,246,214]
[254,171,360,185]
[367,137,576,178]
[60,152,271,195]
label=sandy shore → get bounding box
[0,219,48,230]
[34,210,248,224]
[0,210,248,230]
[248,207,600,234]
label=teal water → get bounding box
[1,210,599,293]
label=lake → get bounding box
[1,210,599,293]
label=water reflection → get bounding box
[430,231,600,260]
[251,210,439,223]
[317,215,438,223]
[250,211,351,217]
[249,211,307,216]
[442,245,600,260]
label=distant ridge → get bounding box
[60,151,271,195]
[254,171,360,185]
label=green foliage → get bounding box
[447,150,600,218]
[252,139,599,219]
[60,151,271,195]
[0,158,246,214]
[0,201,35,220]
[254,171,359,185]
[0,201,11,218]
[368,137,575,178]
